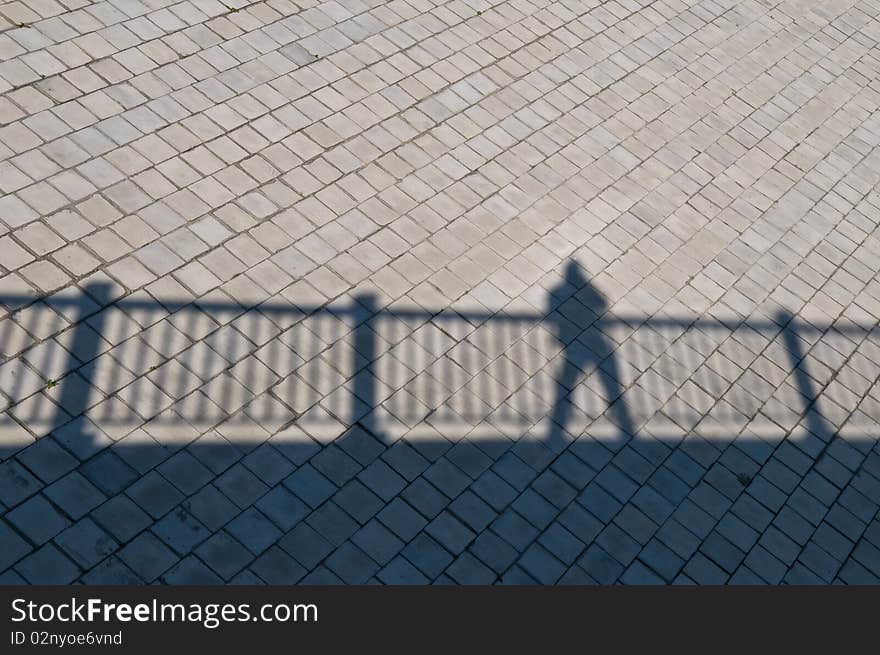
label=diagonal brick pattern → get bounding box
[1,0,880,584]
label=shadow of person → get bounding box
[546,261,635,449]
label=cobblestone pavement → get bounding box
[1,0,879,585]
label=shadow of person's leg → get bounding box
[596,351,636,440]
[546,353,586,451]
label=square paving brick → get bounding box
[15,543,80,584]
[6,494,69,544]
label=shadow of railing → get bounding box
[1,260,876,468]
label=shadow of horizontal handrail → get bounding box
[2,288,874,334]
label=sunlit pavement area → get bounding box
[1,0,880,585]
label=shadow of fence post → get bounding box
[352,293,378,437]
[776,310,834,443]
[52,283,112,436]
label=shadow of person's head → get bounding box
[563,260,606,314]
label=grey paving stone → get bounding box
[215,464,270,510]
[378,556,431,584]
[6,494,69,544]
[118,532,179,582]
[227,508,283,555]
[492,454,537,492]
[728,567,766,585]
[577,482,623,523]
[838,488,878,524]
[446,442,492,478]
[672,499,716,540]
[557,566,598,585]
[157,451,214,495]
[91,495,151,542]
[0,460,42,508]
[16,437,78,483]
[772,507,816,546]
[825,504,866,539]
[423,458,471,498]
[195,532,254,581]
[700,532,746,574]
[333,479,384,524]
[337,427,385,466]
[80,451,138,495]
[15,543,79,584]
[283,464,337,508]
[621,561,666,585]
[551,452,596,489]
[153,507,211,555]
[446,552,496,584]
[278,523,334,570]
[242,444,294,486]
[401,478,450,519]
[229,570,266,586]
[614,504,659,545]
[382,441,429,481]
[250,546,307,584]
[512,489,558,531]
[325,542,378,584]
[518,543,566,584]
[44,471,105,520]
[683,553,729,585]
[182,484,240,532]
[426,511,475,555]
[638,539,685,582]
[357,459,408,501]
[469,530,519,574]
[401,533,453,579]
[689,482,733,520]
[715,513,760,552]
[655,519,702,561]
[255,485,311,531]
[499,566,539,585]
[0,519,33,571]
[596,523,642,567]
[731,493,774,533]
[594,466,639,504]
[811,523,855,562]
[836,558,880,585]
[784,563,826,585]
[490,509,540,552]
[853,541,880,575]
[54,517,117,569]
[163,556,224,584]
[538,523,585,566]
[80,557,143,584]
[0,569,28,585]
[311,445,362,486]
[306,502,359,547]
[631,485,677,525]
[578,545,624,585]
[352,519,404,566]
[449,490,496,533]
[558,504,604,544]
[125,471,183,519]
[532,471,578,509]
